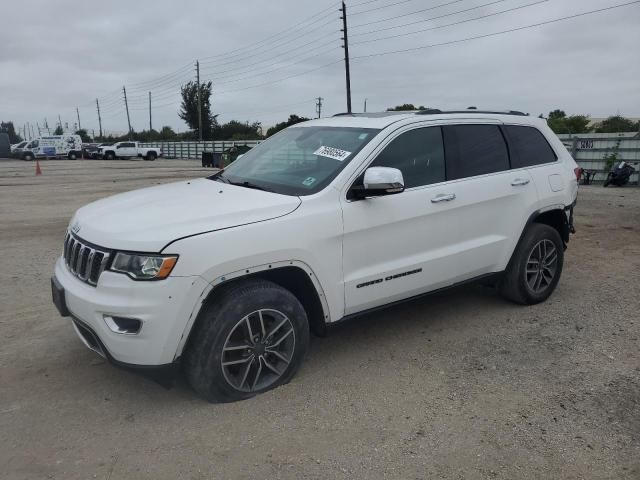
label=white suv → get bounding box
[51,110,579,402]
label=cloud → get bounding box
[1,0,639,135]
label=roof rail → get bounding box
[416,109,527,116]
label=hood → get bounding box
[71,178,301,252]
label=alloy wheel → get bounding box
[525,239,558,294]
[221,309,296,392]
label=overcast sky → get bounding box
[1,0,639,136]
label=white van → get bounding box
[22,135,83,160]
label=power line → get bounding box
[203,47,341,87]
[216,59,342,95]
[199,35,338,80]
[350,0,467,29]
[351,1,640,60]
[350,0,420,15]
[351,0,507,38]
[199,17,339,69]
[351,0,549,45]
[199,3,340,62]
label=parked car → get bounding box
[99,141,161,160]
[21,134,83,160]
[10,140,28,153]
[51,110,579,402]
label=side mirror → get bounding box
[352,166,405,199]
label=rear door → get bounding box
[502,124,568,209]
[117,142,136,157]
[437,123,539,272]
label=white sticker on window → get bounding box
[313,145,352,162]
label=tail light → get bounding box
[574,167,583,182]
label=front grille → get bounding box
[63,232,110,286]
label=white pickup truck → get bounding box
[99,142,161,161]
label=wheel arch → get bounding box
[176,261,330,361]
[531,207,570,244]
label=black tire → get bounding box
[145,152,156,161]
[68,151,77,160]
[603,179,610,187]
[184,279,310,403]
[23,153,34,161]
[104,151,115,160]
[500,223,564,305]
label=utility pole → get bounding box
[340,1,352,113]
[29,123,35,139]
[123,85,132,139]
[36,122,41,136]
[148,91,153,131]
[315,97,323,118]
[76,107,81,131]
[196,60,203,141]
[58,114,63,131]
[364,98,367,113]
[96,99,103,138]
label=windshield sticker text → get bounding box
[313,146,352,162]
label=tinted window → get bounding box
[371,127,445,188]
[443,125,509,180]
[504,125,557,168]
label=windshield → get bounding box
[215,126,380,196]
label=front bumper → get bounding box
[53,256,209,366]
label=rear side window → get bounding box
[504,125,557,168]
[442,125,509,180]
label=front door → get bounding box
[340,125,454,314]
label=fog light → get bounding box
[104,315,142,335]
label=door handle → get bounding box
[431,193,456,203]
[511,178,530,186]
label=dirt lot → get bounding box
[0,159,638,479]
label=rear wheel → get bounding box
[67,151,77,160]
[500,223,564,305]
[145,152,156,161]
[184,279,309,403]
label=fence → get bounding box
[139,140,261,160]
[558,132,640,184]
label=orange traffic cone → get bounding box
[35,160,42,176]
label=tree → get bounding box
[75,129,91,142]
[179,81,217,139]
[545,110,591,134]
[0,121,22,143]
[593,115,639,133]
[214,120,262,140]
[159,126,178,140]
[54,125,64,135]
[266,114,310,137]
[386,104,428,111]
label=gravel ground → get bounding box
[0,159,638,480]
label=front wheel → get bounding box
[184,279,310,402]
[104,152,115,160]
[500,223,564,305]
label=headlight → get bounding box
[110,253,178,280]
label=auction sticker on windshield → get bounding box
[313,146,352,162]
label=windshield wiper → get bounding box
[211,171,231,184]
[229,180,272,192]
